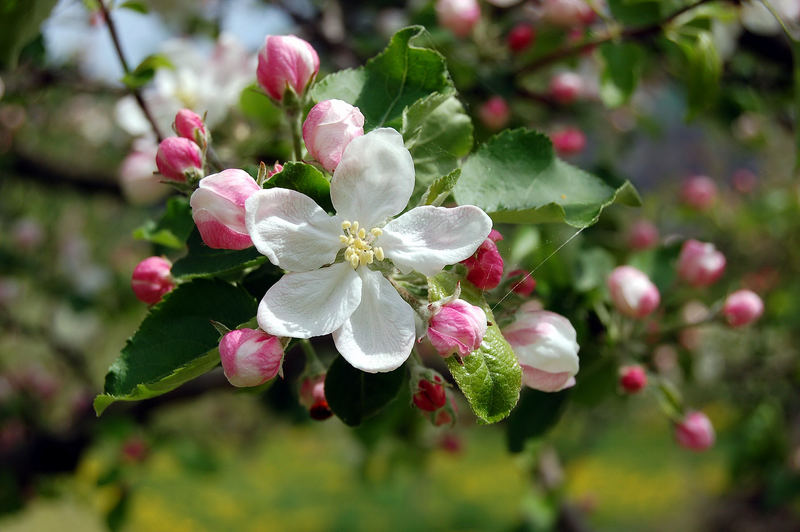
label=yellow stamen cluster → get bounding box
[339,220,384,269]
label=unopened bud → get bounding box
[508,23,535,52]
[478,96,510,131]
[619,365,647,393]
[174,109,208,147]
[413,375,447,412]
[155,137,204,182]
[257,35,320,102]
[131,256,174,305]
[436,0,481,38]
[190,169,260,250]
[541,0,596,27]
[507,269,536,296]
[675,411,715,451]
[267,162,284,179]
[722,289,764,327]
[549,72,583,105]
[427,299,488,358]
[219,328,284,387]
[677,239,726,287]
[627,219,659,250]
[299,374,332,420]
[503,304,580,392]
[551,128,586,157]
[302,99,365,172]
[680,175,717,210]
[461,231,504,290]
[607,266,660,319]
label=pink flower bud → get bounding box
[549,72,583,104]
[675,411,715,451]
[427,299,488,358]
[627,219,659,250]
[190,169,260,250]
[503,304,580,392]
[302,99,365,172]
[478,96,511,131]
[541,0,596,27]
[121,436,149,463]
[619,365,647,393]
[508,23,535,53]
[267,162,284,179]
[119,145,169,205]
[299,374,332,420]
[680,175,717,210]
[219,328,284,387]
[732,168,757,194]
[508,269,536,296]
[131,256,174,305]
[723,289,764,327]
[436,0,481,37]
[677,239,726,287]
[413,375,447,412]
[257,35,320,102]
[434,406,454,427]
[461,232,504,291]
[607,266,660,319]
[155,137,204,182]
[174,109,208,147]
[551,128,586,157]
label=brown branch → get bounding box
[521,0,720,74]
[97,0,164,142]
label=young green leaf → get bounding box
[119,1,148,14]
[453,129,640,228]
[599,42,645,108]
[121,53,174,89]
[324,355,407,426]
[170,229,266,279]
[0,0,58,69]
[417,169,461,207]
[132,196,194,249]
[264,161,333,212]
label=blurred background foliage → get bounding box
[1,0,800,530]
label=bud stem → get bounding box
[285,106,305,162]
[300,338,325,374]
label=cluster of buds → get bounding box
[218,328,285,387]
[131,256,175,305]
[156,109,208,184]
[436,0,481,38]
[411,369,457,426]
[461,229,504,291]
[503,302,580,392]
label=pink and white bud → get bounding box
[436,0,481,38]
[723,289,764,327]
[675,411,715,451]
[549,72,583,104]
[257,35,320,102]
[680,175,717,210]
[131,256,174,305]
[155,137,203,182]
[413,374,447,412]
[541,0,596,27]
[427,299,488,358]
[503,304,580,392]
[461,231,504,291]
[607,266,660,319]
[627,219,659,250]
[190,169,260,250]
[174,109,208,147]
[119,145,169,205]
[478,96,511,131]
[619,365,647,393]
[551,128,586,157]
[299,374,332,420]
[219,328,284,387]
[508,23,535,53]
[302,99,365,172]
[508,269,536,296]
[677,239,726,287]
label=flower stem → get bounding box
[97,0,164,142]
[286,107,304,162]
[300,338,325,374]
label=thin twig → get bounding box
[97,0,165,142]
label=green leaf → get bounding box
[599,42,645,108]
[453,129,640,228]
[628,241,682,293]
[668,29,721,118]
[264,161,333,212]
[573,247,615,292]
[402,92,473,186]
[507,389,570,452]
[119,0,148,14]
[792,41,800,172]
[132,196,194,249]
[170,229,266,279]
[607,0,673,26]
[239,85,282,128]
[310,26,454,130]
[0,0,58,69]
[95,279,256,415]
[429,272,521,424]
[324,355,406,426]
[121,53,174,90]
[418,169,461,207]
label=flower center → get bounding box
[339,220,384,269]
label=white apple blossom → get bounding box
[245,128,492,373]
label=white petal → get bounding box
[330,128,414,227]
[333,269,415,373]
[381,205,492,277]
[258,263,361,338]
[245,188,342,272]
